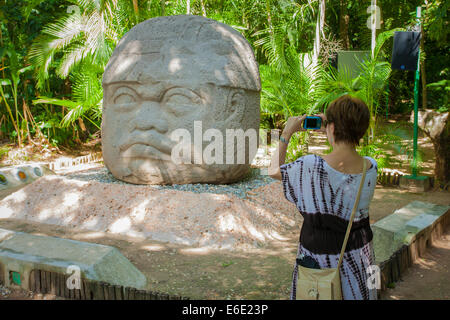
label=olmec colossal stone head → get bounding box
[102,15,261,185]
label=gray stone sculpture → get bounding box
[102,15,261,185]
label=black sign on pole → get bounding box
[391,31,421,71]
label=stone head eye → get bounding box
[165,94,193,105]
[114,93,136,104]
[163,88,202,105]
[112,86,138,106]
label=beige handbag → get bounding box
[296,159,367,300]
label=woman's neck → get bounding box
[330,142,359,157]
[323,142,365,174]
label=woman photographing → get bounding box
[269,95,378,300]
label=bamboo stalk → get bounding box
[23,101,44,141]
[0,86,19,140]
[23,98,32,144]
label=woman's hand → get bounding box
[282,115,307,137]
[314,113,327,133]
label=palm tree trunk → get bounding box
[160,0,165,16]
[132,0,139,22]
[200,0,207,17]
[312,0,325,69]
[339,0,350,49]
[266,0,274,33]
[371,0,377,59]
[319,0,325,39]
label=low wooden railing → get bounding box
[28,269,189,300]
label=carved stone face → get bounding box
[102,15,261,185]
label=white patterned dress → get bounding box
[280,154,378,300]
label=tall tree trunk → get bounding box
[200,0,207,17]
[312,0,325,70]
[319,0,325,39]
[160,0,165,16]
[132,0,139,23]
[186,0,190,14]
[339,0,350,49]
[370,0,377,59]
[265,0,273,33]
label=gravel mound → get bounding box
[62,166,275,199]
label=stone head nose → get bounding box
[133,101,169,133]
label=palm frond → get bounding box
[33,97,78,108]
[42,13,86,51]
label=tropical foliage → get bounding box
[0,0,448,174]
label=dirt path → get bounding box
[381,226,450,300]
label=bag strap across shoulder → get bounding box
[336,158,368,271]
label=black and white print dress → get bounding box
[280,154,378,300]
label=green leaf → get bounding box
[33,97,78,108]
[0,79,12,86]
[18,65,34,74]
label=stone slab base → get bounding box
[399,175,432,192]
[0,229,146,291]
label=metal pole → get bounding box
[412,6,421,177]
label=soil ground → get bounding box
[381,225,450,300]
[0,117,448,300]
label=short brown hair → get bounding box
[325,95,370,146]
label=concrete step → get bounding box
[0,228,146,291]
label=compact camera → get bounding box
[303,116,322,130]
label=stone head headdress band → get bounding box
[102,15,261,92]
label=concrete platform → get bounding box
[0,228,146,291]
[372,201,449,264]
[399,175,432,192]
